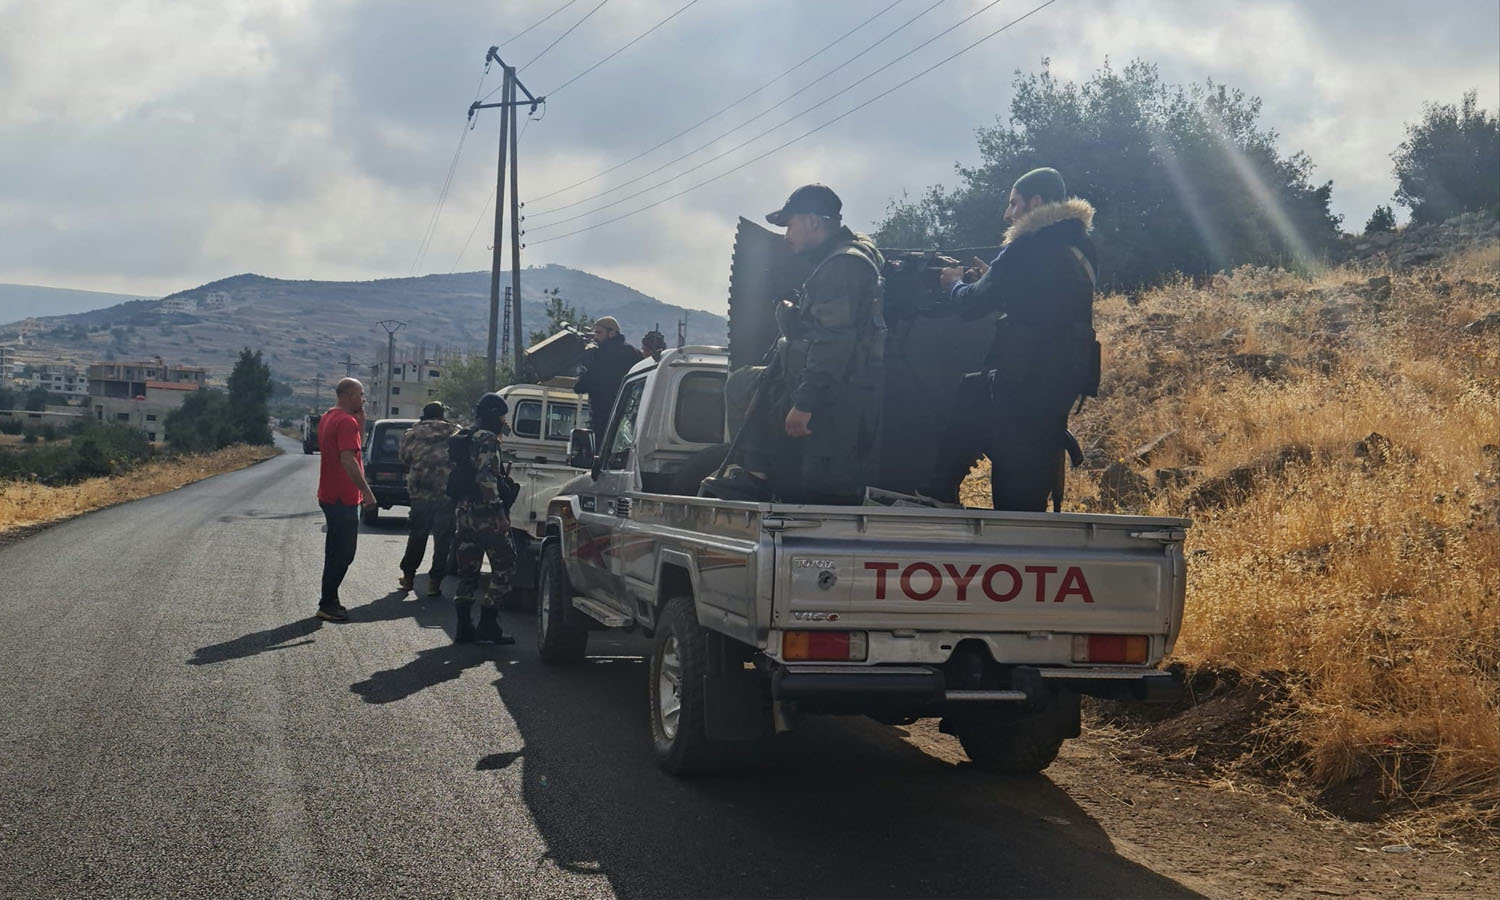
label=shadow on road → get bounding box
[483,632,1204,900]
[348,589,450,630]
[188,616,322,665]
[350,643,493,704]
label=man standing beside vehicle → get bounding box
[929,167,1100,511]
[397,401,458,596]
[574,316,639,442]
[705,183,886,505]
[315,378,377,622]
[450,392,519,645]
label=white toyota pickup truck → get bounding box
[533,345,1188,775]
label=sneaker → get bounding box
[316,605,349,622]
[426,575,444,597]
[397,573,414,591]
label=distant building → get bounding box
[87,358,206,442]
[87,358,206,398]
[15,318,43,343]
[0,345,19,384]
[367,351,445,419]
[159,296,197,314]
[27,364,88,399]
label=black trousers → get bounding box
[399,496,455,579]
[929,373,1068,512]
[320,502,360,606]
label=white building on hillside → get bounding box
[367,349,449,420]
[28,364,88,398]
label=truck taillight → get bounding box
[782,631,868,662]
[1073,635,1149,664]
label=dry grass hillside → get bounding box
[0,444,279,540]
[965,242,1499,837]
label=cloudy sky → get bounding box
[1,0,1495,314]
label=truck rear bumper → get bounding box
[770,663,1182,711]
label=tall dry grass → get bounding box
[967,243,1499,825]
[0,444,280,536]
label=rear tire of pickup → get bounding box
[649,596,721,775]
[536,541,588,665]
[955,719,1063,775]
[362,505,379,526]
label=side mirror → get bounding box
[567,428,595,470]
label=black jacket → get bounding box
[575,333,640,431]
[948,198,1098,414]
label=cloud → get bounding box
[0,0,1494,310]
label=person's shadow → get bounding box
[188,617,322,665]
[347,589,450,629]
[350,643,491,704]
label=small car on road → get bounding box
[363,417,416,524]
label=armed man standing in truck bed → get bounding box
[927,167,1100,511]
[703,183,886,505]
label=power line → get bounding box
[520,0,610,72]
[498,0,583,50]
[450,114,539,274]
[409,117,473,276]
[527,0,994,230]
[548,0,701,97]
[525,0,907,205]
[529,0,1065,246]
[410,60,496,275]
[476,0,588,104]
[525,0,953,223]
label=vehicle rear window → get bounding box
[545,402,578,440]
[513,399,542,438]
[674,371,726,444]
[371,424,409,461]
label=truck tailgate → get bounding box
[771,507,1186,637]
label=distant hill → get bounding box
[1,266,727,401]
[0,284,152,322]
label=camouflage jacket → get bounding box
[458,427,510,518]
[399,418,458,502]
[779,225,886,415]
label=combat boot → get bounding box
[453,600,475,643]
[474,605,515,645]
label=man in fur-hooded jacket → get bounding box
[929,167,1100,511]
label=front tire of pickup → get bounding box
[536,541,588,665]
[954,717,1064,776]
[648,596,720,775]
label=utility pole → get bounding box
[677,315,687,348]
[344,353,353,377]
[377,319,405,418]
[469,47,541,390]
[313,373,323,411]
[500,286,512,369]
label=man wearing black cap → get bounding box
[706,183,886,504]
[928,167,1100,511]
[397,401,459,595]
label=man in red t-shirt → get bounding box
[315,378,377,621]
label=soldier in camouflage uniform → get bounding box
[452,391,518,645]
[397,401,459,595]
[706,184,886,504]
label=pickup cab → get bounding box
[536,346,1188,775]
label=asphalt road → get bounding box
[0,439,1200,899]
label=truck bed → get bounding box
[582,491,1187,665]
